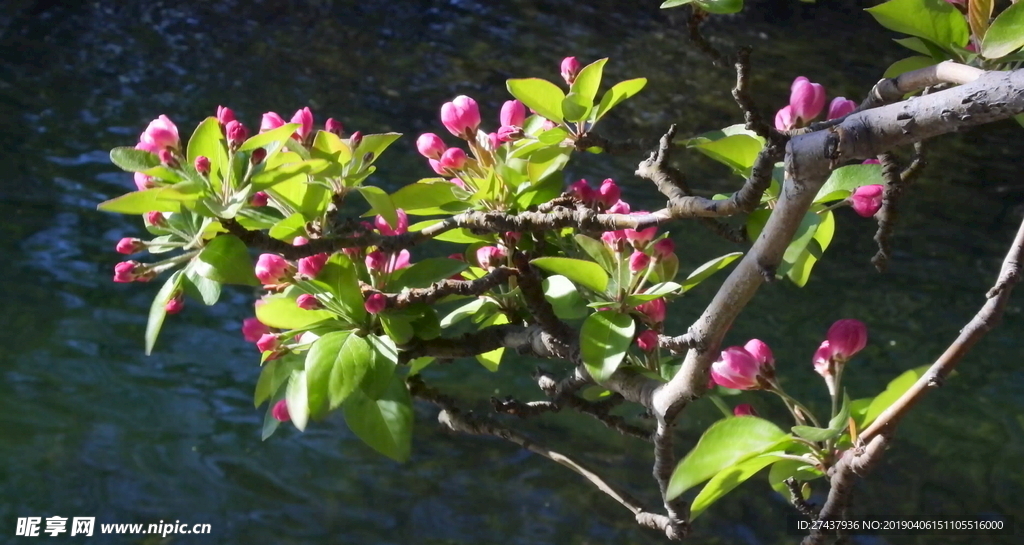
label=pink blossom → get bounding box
[449,177,467,190]
[290,107,314,141]
[710,347,762,390]
[365,250,387,272]
[145,211,166,227]
[560,56,581,85]
[194,155,210,175]
[500,100,526,127]
[637,330,659,352]
[242,317,270,343]
[775,105,797,131]
[813,340,832,377]
[606,200,630,214]
[139,115,180,151]
[637,298,666,324]
[439,148,467,171]
[113,261,140,283]
[250,191,269,207]
[165,295,184,315]
[364,292,387,314]
[272,399,291,422]
[826,319,867,360]
[827,97,857,120]
[225,120,248,147]
[429,159,445,176]
[375,209,409,236]
[597,179,620,208]
[251,148,267,165]
[390,250,411,272]
[260,112,286,133]
[256,333,279,353]
[850,185,884,217]
[134,172,156,190]
[293,236,309,246]
[496,125,522,143]
[349,131,363,149]
[629,250,651,273]
[440,95,481,139]
[601,230,628,252]
[476,246,507,270]
[254,254,292,285]
[325,117,344,136]
[416,133,446,159]
[568,179,595,204]
[297,253,329,278]
[116,237,144,255]
[652,238,675,259]
[216,106,236,126]
[862,158,880,165]
[733,404,758,417]
[296,294,320,310]
[790,77,827,124]
[135,140,161,155]
[158,149,177,168]
[624,214,657,248]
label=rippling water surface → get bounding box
[1,1,1022,543]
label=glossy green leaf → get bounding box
[362,335,398,399]
[691,134,764,175]
[883,55,937,79]
[561,92,590,123]
[310,129,353,173]
[650,252,680,284]
[97,186,198,214]
[356,186,397,227]
[893,36,934,55]
[268,213,307,241]
[866,0,970,50]
[527,146,572,185]
[389,182,468,215]
[193,235,258,286]
[440,299,493,328]
[391,258,467,291]
[475,313,508,371]
[592,78,647,122]
[312,254,367,324]
[537,126,570,145]
[860,364,933,428]
[343,375,413,462]
[532,257,609,293]
[285,369,309,431]
[307,331,372,417]
[254,356,301,408]
[110,146,161,172]
[250,160,329,192]
[183,264,221,305]
[542,275,587,320]
[682,252,743,292]
[690,454,785,520]
[239,123,301,152]
[570,58,607,106]
[695,0,744,15]
[768,459,824,497]
[506,78,565,123]
[660,0,695,7]
[379,312,414,344]
[624,282,682,305]
[353,132,402,165]
[667,416,788,500]
[580,311,635,382]
[145,270,184,355]
[186,117,227,189]
[574,234,616,274]
[256,294,336,330]
[815,163,884,202]
[982,1,1024,58]
[410,220,493,244]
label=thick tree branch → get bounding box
[367,267,517,310]
[871,152,907,272]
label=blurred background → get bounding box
[0,1,1022,543]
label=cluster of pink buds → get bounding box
[774,77,857,131]
[112,261,153,283]
[135,115,180,155]
[568,178,624,210]
[813,318,867,373]
[292,237,329,279]
[258,107,340,146]
[710,339,776,391]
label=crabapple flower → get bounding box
[606,200,630,214]
[440,95,481,139]
[325,117,343,136]
[601,230,628,252]
[560,56,581,85]
[251,148,267,165]
[116,237,144,255]
[194,155,210,175]
[375,209,409,236]
[297,253,329,278]
[827,97,857,120]
[775,105,797,131]
[242,317,270,343]
[290,107,314,141]
[500,99,526,127]
[140,115,179,150]
[256,333,279,353]
[652,238,675,259]
[710,346,762,390]
[165,295,184,315]
[158,149,177,168]
[733,404,758,417]
[438,148,467,171]
[416,133,446,159]
[349,131,363,149]
[790,77,826,124]
[476,246,507,270]
[145,211,166,227]
[134,172,155,190]
[744,338,775,367]
[597,179,620,208]
[625,214,657,248]
[629,250,650,273]
[826,319,867,360]
[637,330,659,352]
[390,249,411,271]
[496,125,522,143]
[260,112,286,132]
[225,120,248,147]
[250,191,269,207]
[272,399,290,422]
[365,250,386,272]
[568,179,595,204]
[813,340,832,377]
[637,298,666,323]
[254,254,292,285]
[216,106,235,125]
[850,185,884,217]
[296,294,320,310]
[364,293,387,314]
[113,261,140,283]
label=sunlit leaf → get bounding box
[580,311,635,382]
[532,257,609,293]
[506,78,565,123]
[982,1,1024,58]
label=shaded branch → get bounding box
[870,152,907,272]
[731,47,775,141]
[367,267,517,310]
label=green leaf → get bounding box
[239,123,301,152]
[285,369,309,431]
[537,126,570,145]
[379,312,414,344]
[193,235,258,286]
[410,220,493,244]
[650,252,680,284]
[515,170,564,209]
[883,56,938,79]
[691,134,764,175]
[542,275,587,320]
[254,356,301,408]
[682,252,743,292]
[356,186,397,226]
[250,160,330,192]
[343,375,413,462]
[893,36,934,55]
[363,335,398,399]
[690,454,786,520]
[571,58,607,106]
[310,130,353,175]
[389,182,468,215]
[390,258,468,291]
[660,0,695,9]
[307,331,373,417]
[97,186,199,214]
[982,1,1024,58]
[969,0,993,42]
[815,164,883,202]
[311,254,367,324]
[695,0,744,15]
[440,298,492,328]
[667,416,788,500]
[866,0,970,51]
[256,294,336,330]
[110,147,161,172]
[475,312,509,371]
[506,78,565,123]
[859,364,932,428]
[527,146,572,185]
[183,264,221,305]
[186,118,227,190]
[268,213,307,241]
[353,133,402,165]
[561,92,590,123]
[145,270,184,355]
[624,282,682,305]
[574,234,616,274]
[768,459,824,497]
[580,311,635,382]
[531,257,609,293]
[592,78,647,122]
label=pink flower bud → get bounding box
[637,330,659,352]
[140,115,180,150]
[597,179,620,208]
[242,317,270,343]
[476,246,507,270]
[251,148,267,165]
[416,133,446,159]
[254,254,292,285]
[485,132,500,151]
[256,333,280,353]
[364,292,387,314]
[733,404,758,417]
[652,238,675,259]
[116,237,145,255]
[165,294,184,315]
[390,249,411,272]
[568,179,595,204]
[297,253,329,278]
[226,120,248,147]
[711,347,762,390]
[789,77,826,125]
[158,149,178,168]
[500,99,526,127]
[496,125,523,143]
[194,155,210,175]
[113,261,140,283]
[606,200,631,214]
[428,159,445,175]
[862,158,880,165]
[449,177,466,190]
[260,112,286,133]
[250,191,269,207]
[135,140,161,155]
[637,298,666,324]
[629,250,651,273]
[365,250,386,272]
[743,339,775,369]
[325,117,344,136]
[145,211,166,227]
[349,131,363,150]
[272,399,291,422]
[296,294,320,310]
[375,209,409,236]
[292,237,309,246]
[775,105,796,131]
[134,172,156,191]
[827,97,857,120]
[826,319,867,360]
[850,185,884,217]
[813,340,832,377]
[625,217,657,248]
[216,106,235,126]
[601,230,628,252]
[290,107,314,141]
[560,56,581,85]
[439,147,467,171]
[440,95,481,139]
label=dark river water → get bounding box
[1,1,1022,544]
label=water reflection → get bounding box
[0,1,1021,543]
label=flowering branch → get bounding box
[366,267,518,310]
